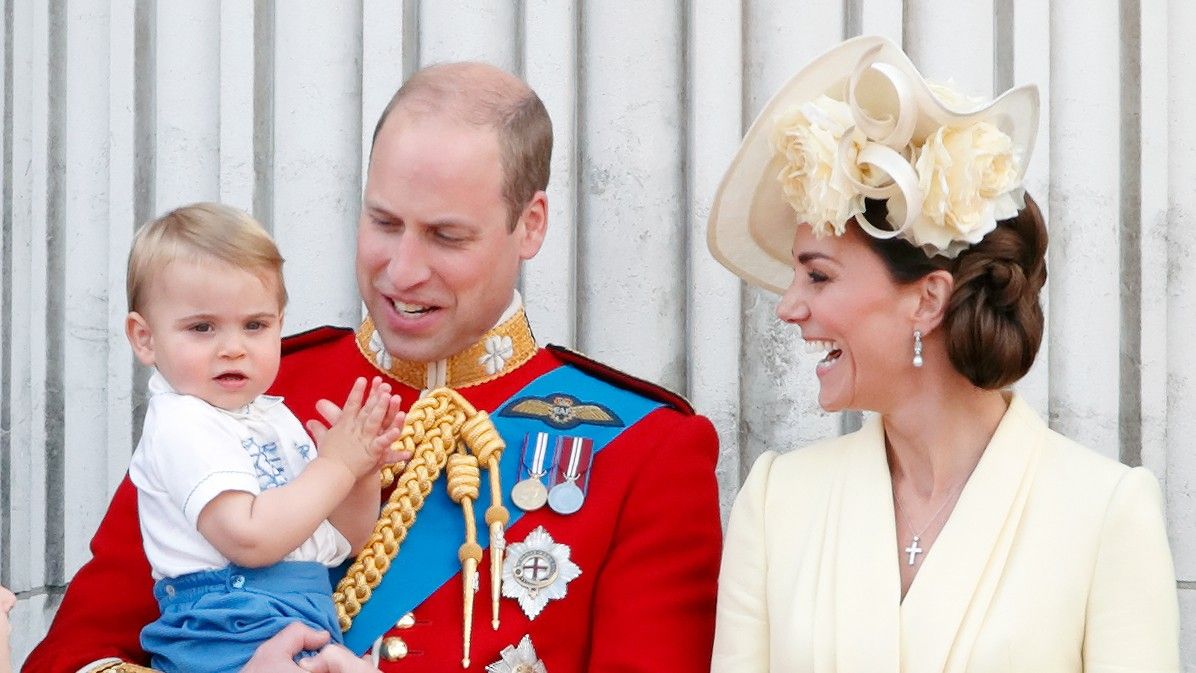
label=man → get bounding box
[24,63,722,672]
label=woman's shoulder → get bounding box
[1027,420,1165,532]
[1036,424,1153,495]
[770,431,857,468]
[742,429,863,495]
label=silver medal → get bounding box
[547,481,584,515]
[548,436,589,515]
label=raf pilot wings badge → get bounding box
[500,393,624,430]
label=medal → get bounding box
[547,482,584,515]
[501,526,581,620]
[486,635,547,673]
[547,436,592,515]
[511,432,552,511]
[511,479,548,511]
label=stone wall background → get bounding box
[2,0,1193,667]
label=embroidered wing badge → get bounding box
[501,393,623,430]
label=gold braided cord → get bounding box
[90,663,161,673]
[447,452,482,667]
[332,387,510,668]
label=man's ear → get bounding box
[515,190,548,260]
[912,269,954,333]
[126,312,156,366]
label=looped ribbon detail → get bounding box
[838,44,925,241]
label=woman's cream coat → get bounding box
[712,396,1179,673]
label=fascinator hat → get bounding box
[707,35,1040,294]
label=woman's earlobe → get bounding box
[914,270,954,329]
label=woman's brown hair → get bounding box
[861,195,1048,389]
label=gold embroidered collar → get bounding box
[355,307,538,390]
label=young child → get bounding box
[124,203,402,673]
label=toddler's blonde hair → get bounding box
[127,203,287,313]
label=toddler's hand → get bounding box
[306,378,404,479]
[0,585,14,660]
[0,586,13,616]
[373,405,408,470]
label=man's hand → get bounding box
[242,622,329,672]
[298,643,379,673]
[242,623,378,673]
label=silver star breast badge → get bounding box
[485,634,547,673]
[501,526,581,620]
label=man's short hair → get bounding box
[371,63,553,229]
[126,202,287,313]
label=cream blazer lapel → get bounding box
[828,417,902,673]
[899,396,1044,673]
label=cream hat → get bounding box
[707,35,1039,294]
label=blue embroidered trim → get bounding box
[244,438,288,490]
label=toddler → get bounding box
[124,203,401,673]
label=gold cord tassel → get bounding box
[332,388,506,670]
[462,410,509,630]
[447,452,482,667]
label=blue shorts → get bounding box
[141,561,343,673]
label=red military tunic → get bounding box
[24,309,722,672]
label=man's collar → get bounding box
[354,296,538,391]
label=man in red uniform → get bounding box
[24,62,722,672]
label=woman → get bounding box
[707,37,1179,672]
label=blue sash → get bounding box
[343,364,664,653]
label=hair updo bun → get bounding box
[861,195,1048,390]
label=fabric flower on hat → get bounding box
[771,95,883,237]
[911,121,1021,255]
[762,49,1032,260]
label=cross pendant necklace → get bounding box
[894,482,965,567]
[904,536,924,565]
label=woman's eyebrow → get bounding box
[796,251,834,264]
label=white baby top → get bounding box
[129,371,351,580]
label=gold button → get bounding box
[395,612,416,629]
[379,636,409,661]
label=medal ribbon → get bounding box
[527,433,550,479]
[553,436,593,485]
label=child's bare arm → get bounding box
[197,457,357,567]
[197,378,400,567]
[327,476,383,552]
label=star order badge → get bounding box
[501,526,581,620]
[485,635,547,673]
